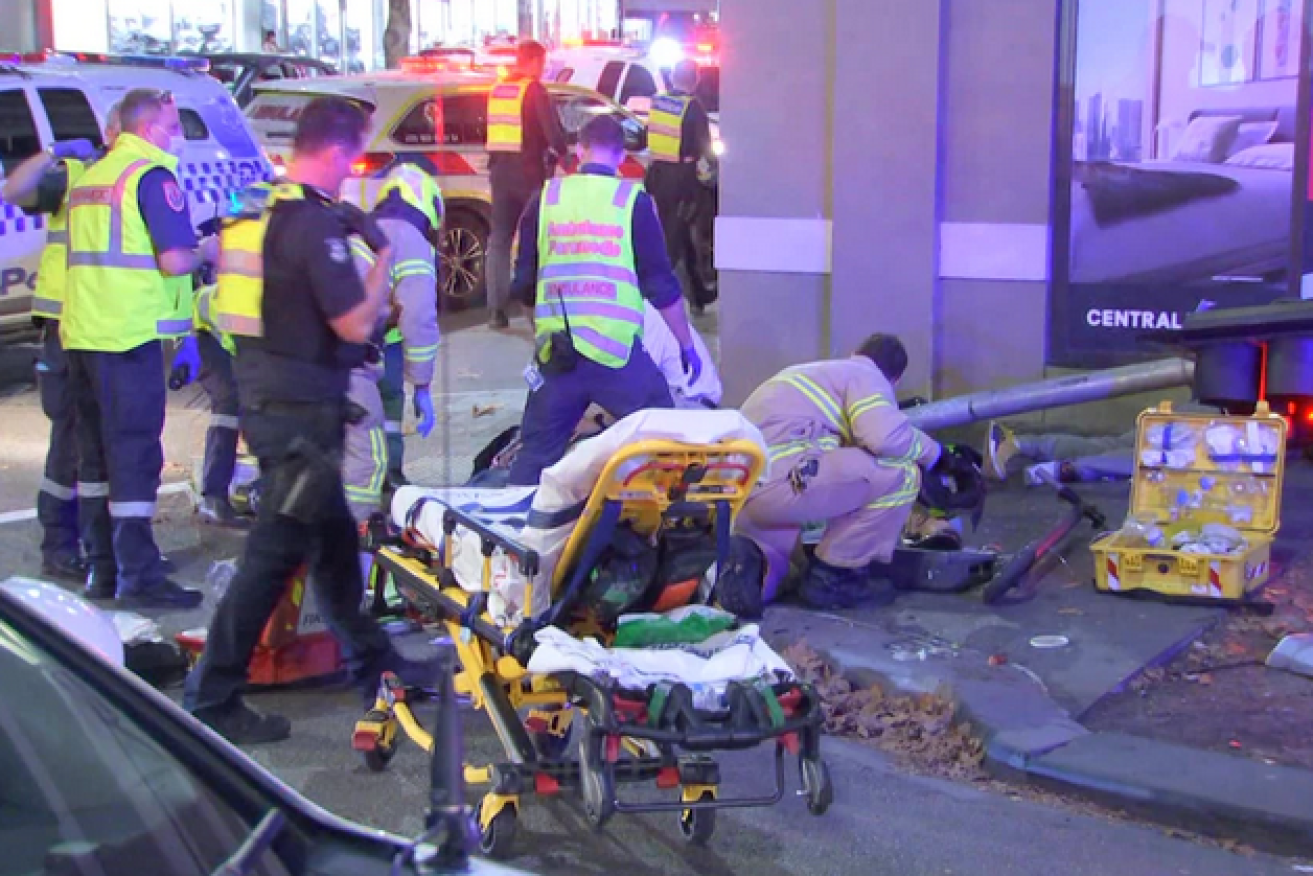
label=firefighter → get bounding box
[719,334,945,614]
[484,38,568,329]
[342,164,441,524]
[189,97,432,745]
[1,106,121,583]
[644,59,717,313]
[506,115,698,486]
[62,89,217,608]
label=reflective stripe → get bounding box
[540,262,639,285]
[405,343,438,362]
[394,261,436,279]
[487,113,521,125]
[865,462,920,510]
[847,394,892,422]
[535,300,643,326]
[384,420,404,435]
[109,500,156,518]
[40,478,77,502]
[220,249,263,278]
[104,159,152,262]
[67,251,159,270]
[611,180,636,208]
[491,84,522,99]
[216,313,262,335]
[779,374,849,439]
[156,318,192,336]
[45,230,69,245]
[210,414,240,430]
[569,325,631,361]
[78,481,110,498]
[545,179,562,206]
[32,297,64,318]
[648,122,680,138]
[768,435,841,462]
[369,428,388,493]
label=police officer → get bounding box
[343,164,441,523]
[506,115,699,486]
[2,108,121,583]
[645,60,717,314]
[186,97,432,745]
[63,89,217,608]
[171,280,247,528]
[485,38,568,329]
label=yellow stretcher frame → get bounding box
[351,437,834,859]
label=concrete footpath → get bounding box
[763,474,1313,856]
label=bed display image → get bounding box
[1069,106,1296,286]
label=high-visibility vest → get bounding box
[648,94,694,163]
[62,133,193,352]
[534,175,644,369]
[212,182,299,338]
[486,79,530,153]
[32,157,88,321]
[193,284,236,356]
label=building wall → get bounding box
[1,0,43,51]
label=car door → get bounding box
[0,85,50,334]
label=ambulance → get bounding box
[0,52,273,347]
[244,62,652,311]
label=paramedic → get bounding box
[2,105,121,584]
[485,38,568,329]
[644,59,716,313]
[343,163,441,523]
[506,115,697,486]
[723,334,943,612]
[62,89,216,609]
[184,97,433,745]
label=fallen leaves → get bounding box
[782,643,986,781]
[472,403,501,418]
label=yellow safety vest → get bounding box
[193,284,236,356]
[213,182,300,338]
[32,157,87,321]
[534,175,644,368]
[486,79,530,153]
[648,94,693,163]
[62,134,193,352]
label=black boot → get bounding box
[715,535,767,619]
[83,567,118,601]
[42,552,89,584]
[198,496,251,530]
[193,700,291,745]
[798,558,896,611]
[117,579,204,610]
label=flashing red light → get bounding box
[350,153,393,178]
[696,43,715,53]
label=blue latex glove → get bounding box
[681,345,703,384]
[168,335,201,390]
[413,385,435,438]
[49,139,97,161]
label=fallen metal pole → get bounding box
[905,358,1196,432]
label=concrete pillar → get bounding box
[715,0,833,404]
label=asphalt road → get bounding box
[0,323,1303,876]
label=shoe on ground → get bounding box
[159,554,177,575]
[983,421,1020,481]
[798,559,896,611]
[198,496,251,530]
[117,578,204,610]
[1024,460,1079,486]
[488,308,510,329]
[193,700,291,745]
[41,553,89,584]
[83,567,118,601]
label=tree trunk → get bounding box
[383,0,412,69]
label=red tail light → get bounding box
[350,153,393,178]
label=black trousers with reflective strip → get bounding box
[36,323,80,562]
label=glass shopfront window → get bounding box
[107,0,237,55]
[1052,0,1307,366]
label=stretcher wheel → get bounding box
[362,738,397,773]
[579,748,616,828]
[678,795,716,845]
[473,799,517,859]
[800,757,833,816]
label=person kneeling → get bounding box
[717,334,946,616]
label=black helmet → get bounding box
[919,445,987,528]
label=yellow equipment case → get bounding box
[1091,400,1286,602]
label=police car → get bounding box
[245,64,651,311]
[0,52,273,346]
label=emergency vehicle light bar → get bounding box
[29,50,210,72]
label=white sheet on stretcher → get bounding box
[391,408,768,626]
[526,623,793,706]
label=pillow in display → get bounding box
[1224,142,1295,171]
[1172,115,1243,163]
[1225,121,1278,158]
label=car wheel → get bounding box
[440,208,489,312]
